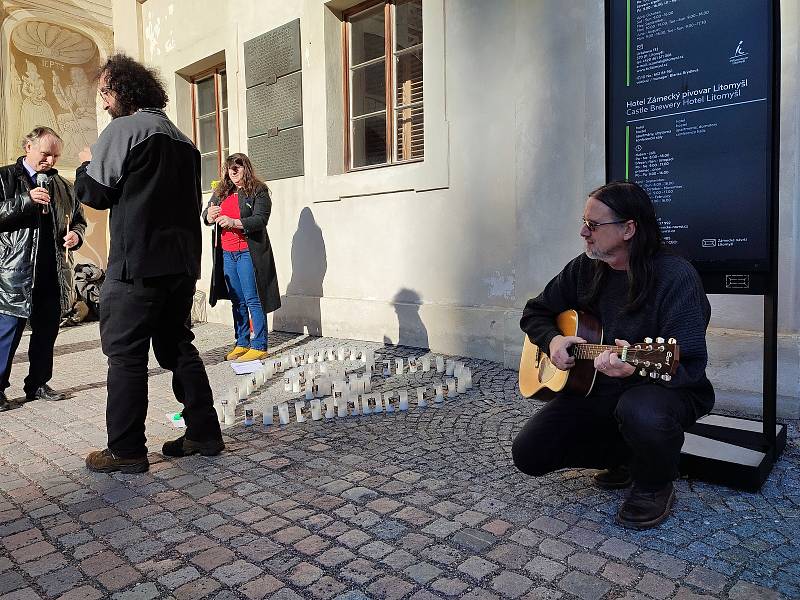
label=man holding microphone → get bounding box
[0,127,86,411]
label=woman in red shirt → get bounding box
[203,154,281,361]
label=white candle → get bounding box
[311,399,322,420]
[373,393,384,414]
[384,392,395,413]
[337,347,345,361]
[284,376,292,392]
[361,395,372,415]
[214,402,224,423]
[364,376,372,393]
[278,402,290,425]
[465,368,473,389]
[447,378,457,397]
[409,358,417,373]
[398,390,409,411]
[336,397,348,418]
[295,400,306,423]
[446,360,455,376]
[457,377,467,394]
[305,386,314,400]
[244,408,254,426]
[262,405,274,426]
[383,361,391,377]
[435,384,443,403]
[237,385,247,401]
[325,398,335,419]
[292,379,301,394]
[350,395,360,416]
[436,356,445,373]
[395,358,404,374]
[416,387,427,408]
[224,402,236,425]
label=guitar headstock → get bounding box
[626,337,680,381]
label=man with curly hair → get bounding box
[75,54,224,473]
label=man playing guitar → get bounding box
[513,181,714,529]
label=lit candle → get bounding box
[237,384,248,401]
[382,361,391,377]
[408,358,417,373]
[284,375,292,392]
[436,356,445,373]
[446,360,455,376]
[278,402,290,425]
[457,377,467,394]
[373,393,384,414]
[336,397,348,418]
[262,405,274,426]
[305,386,314,400]
[337,347,345,361]
[295,400,306,423]
[224,402,236,425]
[422,356,431,372]
[325,398,335,419]
[447,378,457,397]
[292,378,301,394]
[398,390,409,411]
[384,392,395,413]
[435,384,443,403]
[361,394,372,415]
[244,408,254,426]
[350,394,360,416]
[395,358,404,374]
[417,387,427,408]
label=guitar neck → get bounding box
[573,344,628,361]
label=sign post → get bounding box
[605,0,784,490]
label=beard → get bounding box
[585,245,612,261]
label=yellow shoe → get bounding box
[235,349,269,362]
[226,346,249,361]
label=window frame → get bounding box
[343,0,424,172]
[190,65,228,192]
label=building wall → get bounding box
[111,0,800,404]
[0,0,113,268]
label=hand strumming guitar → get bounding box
[593,338,636,378]
[549,334,586,370]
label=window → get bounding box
[345,0,423,170]
[192,67,229,192]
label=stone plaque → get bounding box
[246,71,303,137]
[244,19,301,89]
[249,127,304,181]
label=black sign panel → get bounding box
[246,72,303,137]
[606,1,778,293]
[249,127,304,181]
[244,19,302,88]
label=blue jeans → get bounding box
[223,250,267,350]
[0,313,23,391]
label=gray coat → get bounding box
[202,184,281,314]
[0,157,87,318]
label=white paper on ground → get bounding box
[166,412,186,428]
[230,360,262,375]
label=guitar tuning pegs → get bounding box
[639,369,647,377]
[649,372,658,379]
[644,337,653,344]
[668,338,676,345]
[656,337,664,344]
[661,374,672,382]
[656,363,662,369]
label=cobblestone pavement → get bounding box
[1,322,798,600]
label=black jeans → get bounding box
[99,275,221,458]
[0,264,61,396]
[512,384,698,488]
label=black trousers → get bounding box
[0,264,62,396]
[512,384,698,488]
[99,275,221,458]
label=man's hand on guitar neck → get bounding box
[594,339,636,378]
[549,335,586,370]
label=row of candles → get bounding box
[214,347,474,426]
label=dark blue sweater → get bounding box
[520,252,714,415]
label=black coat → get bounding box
[202,185,281,313]
[0,157,87,318]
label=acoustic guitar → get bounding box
[518,309,679,400]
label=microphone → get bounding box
[35,173,51,215]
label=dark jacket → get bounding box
[0,157,87,318]
[202,185,281,314]
[74,108,203,280]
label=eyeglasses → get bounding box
[228,164,243,172]
[581,217,628,232]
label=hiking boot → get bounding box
[593,464,632,489]
[85,449,149,474]
[162,435,225,457]
[226,346,249,361]
[616,481,675,530]
[235,349,269,362]
[0,391,10,412]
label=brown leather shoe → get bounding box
[616,482,675,529]
[593,465,632,489]
[85,449,149,473]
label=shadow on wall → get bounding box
[274,207,327,336]
[383,288,429,350]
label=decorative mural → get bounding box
[3,17,109,269]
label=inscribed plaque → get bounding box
[246,71,303,137]
[245,19,302,88]
[249,127,304,181]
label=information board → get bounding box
[606,0,778,293]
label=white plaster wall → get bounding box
[108,0,799,402]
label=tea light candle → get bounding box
[262,405,274,426]
[446,360,455,376]
[417,387,427,408]
[398,390,409,411]
[311,399,322,420]
[278,402,290,425]
[294,400,306,423]
[422,356,431,372]
[436,356,445,373]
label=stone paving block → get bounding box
[539,538,574,560]
[212,559,263,586]
[112,582,161,600]
[80,549,123,576]
[524,556,567,582]
[684,565,727,594]
[491,570,533,598]
[0,587,42,600]
[270,589,305,600]
[560,526,606,550]
[600,561,640,586]
[567,551,607,574]
[382,549,416,570]
[529,516,569,536]
[36,565,84,597]
[55,584,105,600]
[191,547,236,571]
[521,588,563,600]
[728,580,784,599]
[339,558,382,585]
[174,576,221,600]
[0,571,27,595]
[3,528,44,550]
[366,574,416,600]
[458,556,500,581]
[158,565,201,589]
[486,543,530,570]
[598,537,638,560]
[636,572,675,599]
[21,552,68,577]
[336,529,372,549]
[238,573,283,600]
[636,549,688,579]
[557,571,612,600]
[454,510,490,527]
[403,561,442,584]
[273,525,311,544]
[671,587,717,600]
[305,575,346,600]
